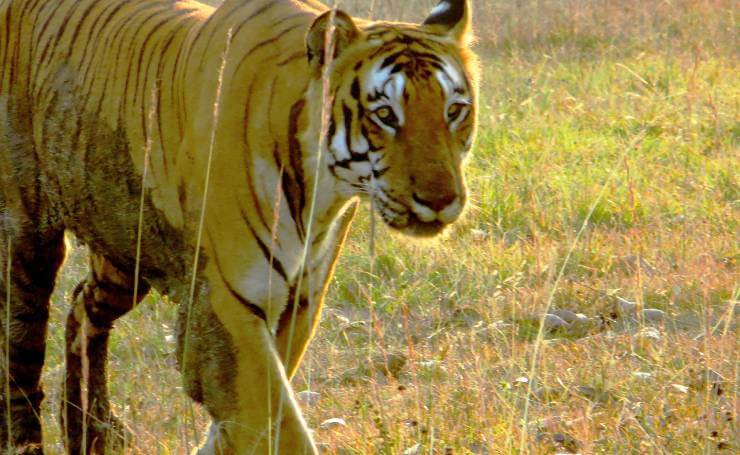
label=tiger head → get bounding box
[306,0,478,238]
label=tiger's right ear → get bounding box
[306,10,361,74]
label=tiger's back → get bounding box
[0,0,211,281]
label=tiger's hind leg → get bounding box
[62,253,149,455]
[0,216,66,454]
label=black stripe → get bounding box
[34,2,79,96]
[156,11,195,175]
[0,2,13,94]
[32,0,68,61]
[233,21,304,76]
[206,232,268,322]
[230,1,279,42]
[380,51,404,69]
[373,166,390,179]
[342,103,354,153]
[350,77,360,99]
[133,15,172,108]
[77,0,129,98]
[240,78,273,233]
[238,205,288,282]
[227,285,267,322]
[79,3,150,106]
[340,103,370,162]
[286,99,307,240]
[277,50,306,67]
[118,7,169,112]
[63,0,101,62]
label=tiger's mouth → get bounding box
[374,198,449,238]
[396,214,447,237]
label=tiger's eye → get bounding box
[373,106,399,129]
[447,103,465,120]
[376,106,393,120]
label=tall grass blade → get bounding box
[182,26,234,451]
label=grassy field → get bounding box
[37,0,737,453]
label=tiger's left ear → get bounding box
[306,10,361,74]
[422,0,473,44]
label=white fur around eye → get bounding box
[367,64,393,93]
[384,74,406,101]
[366,61,407,134]
[435,65,471,132]
[447,102,470,132]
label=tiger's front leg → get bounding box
[177,275,317,455]
[62,254,148,454]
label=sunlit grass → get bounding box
[34,0,738,453]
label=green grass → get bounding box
[38,0,738,453]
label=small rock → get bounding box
[402,419,418,428]
[340,320,369,335]
[550,309,579,323]
[330,312,351,327]
[297,390,320,406]
[616,297,637,316]
[632,372,653,381]
[319,417,347,430]
[543,314,570,332]
[671,384,689,394]
[635,326,662,342]
[567,313,595,335]
[402,443,422,455]
[691,368,727,394]
[642,308,665,323]
[470,228,489,242]
[701,369,726,384]
[514,376,529,385]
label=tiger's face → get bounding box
[307,0,478,237]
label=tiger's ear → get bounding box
[422,0,473,44]
[306,10,361,74]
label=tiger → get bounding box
[0,0,478,453]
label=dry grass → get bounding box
[32,0,739,453]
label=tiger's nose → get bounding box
[411,192,463,223]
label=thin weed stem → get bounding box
[182,26,233,450]
[518,130,647,452]
[4,234,11,451]
[273,4,338,449]
[265,165,285,454]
